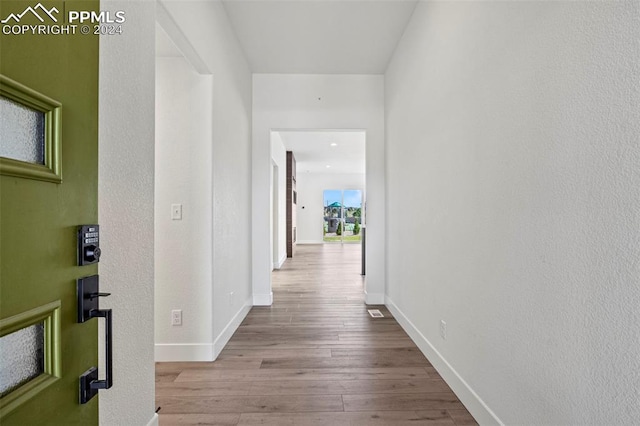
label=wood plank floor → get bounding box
[156,244,477,426]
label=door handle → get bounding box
[77,275,113,404]
[90,308,113,390]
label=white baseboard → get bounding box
[154,343,214,362]
[253,292,273,306]
[364,291,385,305]
[145,413,159,426]
[385,296,503,426]
[213,298,252,358]
[296,240,323,245]
[273,253,287,269]
[155,299,253,362]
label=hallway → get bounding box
[156,245,476,425]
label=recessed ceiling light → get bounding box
[326,165,331,168]
[330,143,337,147]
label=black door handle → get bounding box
[90,308,113,390]
[77,275,113,404]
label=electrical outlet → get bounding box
[171,309,182,326]
[229,291,234,306]
[440,320,447,340]
[171,204,182,220]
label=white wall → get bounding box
[270,132,286,268]
[385,2,640,425]
[155,56,214,359]
[253,75,385,305]
[156,0,253,361]
[296,172,365,244]
[98,1,156,425]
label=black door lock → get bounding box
[85,245,101,263]
[78,225,100,265]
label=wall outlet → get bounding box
[171,204,182,220]
[171,309,182,326]
[229,291,234,306]
[440,320,447,340]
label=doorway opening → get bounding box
[271,129,366,250]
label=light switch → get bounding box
[171,204,182,220]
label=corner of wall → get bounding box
[145,413,159,426]
[253,292,273,306]
[154,297,253,362]
[273,253,287,270]
[213,297,253,358]
[364,289,385,305]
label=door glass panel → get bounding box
[323,189,362,243]
[323,190,342,242]
[0,323,45,397]
[0,96,46,165]
[343,190,363,243]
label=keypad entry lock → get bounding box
[78,225,101,265]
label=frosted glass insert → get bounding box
[0,96,45,164]
[0,323,45,397]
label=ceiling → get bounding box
[156,3,406,172]
[278,131,365,174]
[222,0,418,74]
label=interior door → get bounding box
[0,0,100,424]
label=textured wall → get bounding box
[161,1,253,353]
[385,1,640,424]
[98,0,156,424]
[155,56,213,356]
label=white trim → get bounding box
[273,253,287,269]
[154,298,253,362]
[364,290,385,305]
[145,413,159,426]
[385,296,504,426]
[154,343,214,362]
[296,240,324,245]
[151,300,258,411]
[253,292,273,306]
[156,1,210,74]
[213,298,252,358]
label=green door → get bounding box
[0,0,100,424]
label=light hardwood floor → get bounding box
[156,244,477,425]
